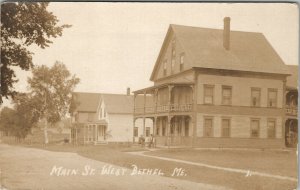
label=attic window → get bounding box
[171,58,175,74]
[180,53,185,71]
[163,60,167,76]
[171,39,176,74]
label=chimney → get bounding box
[223,17,231,50]
[126,87,130,96]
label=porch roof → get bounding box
[74,119,108,127]
[286,65,298,90]
[133,82,194,94]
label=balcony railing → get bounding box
[286,106,298,116]
[135,103,193,114]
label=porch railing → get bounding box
[286,106,298,116]
[135,103,193,114]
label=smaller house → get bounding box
[70,90,136,145]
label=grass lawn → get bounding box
[145,148,298,178]
[22,143,297,190]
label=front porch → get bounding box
[134,115,195,147]
[71,122,108,145]
[133,83,196,147]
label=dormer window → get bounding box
[180,53,184,71]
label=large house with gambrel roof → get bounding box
[133,17,293,148]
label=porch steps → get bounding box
[94,141,108,145]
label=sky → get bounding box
[2,2,299,107]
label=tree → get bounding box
[1,2,71,104]
[28,62,79,144]
[0,107,16,136]
[0,94,39,141]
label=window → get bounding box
[134,127,138,137]
[268,89,277,107]
[163,60,167,76]
[222,119,230,137]
[171,58,175,74]
[222,86,232,105]
[146,127,150,137]
[204,85,214,104]
[204,118,213,137]
[179,53,184,71]
[156,125,160,136]
[267,120,276,138]
[87,113,93,121]
[184,118,189,137]
[251,88,261,107]
[99,108,102,119]
[250,119,260,138]
[103,109,106,117]
[172,49,176,57]
[75,113,79,122]
[162,119,166,136]
[170,124,175,135]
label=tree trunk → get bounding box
[44,118,49,144]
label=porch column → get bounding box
[168,85,174,111]
[133,118,136,143]
[167,116,172,148]
[95,125,98,142]
[282,79,287,146]
[153,117,157,137]
[143,117,146,137]
[154,89,158,113]
[83,125,86,145]
[133,93,137,115]
[191,115,196,148]
[143,91,146,137]
[192,72,198,147]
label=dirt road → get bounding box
[0,144,228,190]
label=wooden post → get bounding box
[154,89,158,113]
[133,93,137,115]
[133,118,136,143]
[282,79,287,147]
[143,91,146,137]
[143,117,146,137]
[167,116,173,148]
[153,117,157,147]
[83,125,85,145]
[168,85,174,111]
[95,125,98,142]
[192,71,198,148]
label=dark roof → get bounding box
[286,65,298,89]
[72,92,136,114]
[151,24,289,80]
[101,94,134,114]
[72,92,101,112]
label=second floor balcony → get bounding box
[286,106,298,116]
[133,83,194,116]
[286,90,298,117]
[135,103,193,115]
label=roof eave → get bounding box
[150,25,173,81]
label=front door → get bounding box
[285,119,298,147]
[97,125,106,141]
